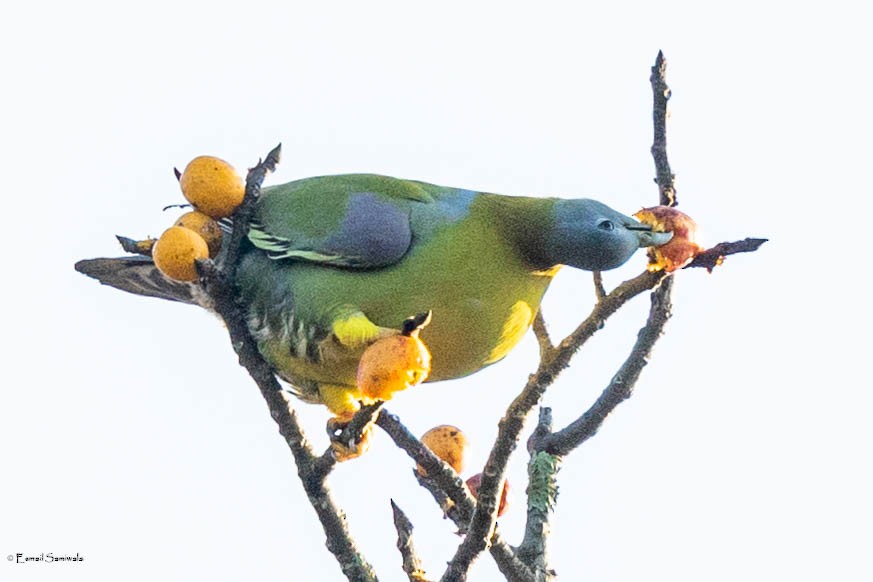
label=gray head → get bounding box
[545,199,672,271]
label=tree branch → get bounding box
[517,408,560,581]
[686,238,768,272]
[376,411,535,582]
[532,310,553,361]
[197,147,378,582]
[650,50,676,207]
[592,271,607,301]
[504,50,679,580]
[439,268,667,581]
[391,500,432,582]
[218,142,282,280]
[377,411,475,517]
[536,278,673,456]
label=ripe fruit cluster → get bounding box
[152,156,245,282]
[419,425,510,517]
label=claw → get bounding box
[326,413,375,462]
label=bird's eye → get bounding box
[597,219,615,231]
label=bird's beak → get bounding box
[625,221,673,248]
[639,230,673,247]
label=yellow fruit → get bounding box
[174,210,223,257]
[418,425,468,475]
[356,329,431,402]
[152,226,209,282]
[179,155,245,218]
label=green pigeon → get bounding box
[76,174,670,417]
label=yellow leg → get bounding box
[318,384,361,418]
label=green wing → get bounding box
[248,174,435,268]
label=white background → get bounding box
[2,2,870,581]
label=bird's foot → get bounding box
[327,419,373,461]
[326,402,384,462]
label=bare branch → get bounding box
[196,147,378,582]
[504,50,681,580]
[532,310,553,361]
[217,142,281,279]
[536,278,674,456]
[651,54,767,272]
[524,407,553,455]
[489,532,535,582]
[514,52,676,459]
[199,261,377,581]
[377,410,475,516]
[376,412,535,582]
[440,268,666,581]
[310,449,338,484]
[686,238,769,272]
[391,500,432,582]
[592,271,606,301]
[650,50,676,207]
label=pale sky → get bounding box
[3,2,871,581]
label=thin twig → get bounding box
[650,51,676,207]
[532,310,553,361]
[391,500,431,582]
[686,238,768,272]
[592,271,606,301]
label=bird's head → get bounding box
[546,199,673,271]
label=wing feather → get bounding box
[248,174,433,268]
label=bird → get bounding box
[77,173,671,421]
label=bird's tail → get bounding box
[74,256,206,307]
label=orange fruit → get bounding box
[179,155,245,218]
[356,315,431,402]
[152,226,209,282]
[174,210,223,257]
[418,425,468,475]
